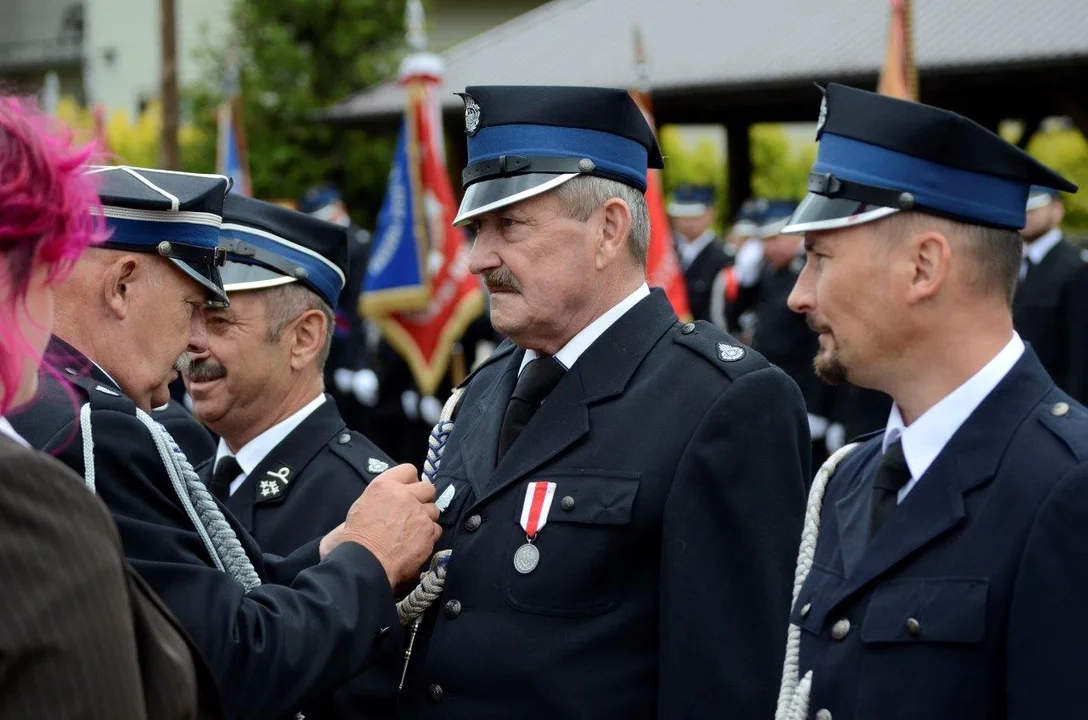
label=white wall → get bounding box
[84,0,232,117]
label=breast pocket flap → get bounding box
[861,577,988,644]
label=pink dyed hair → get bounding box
[0,96,107,415]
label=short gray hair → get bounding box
[261,283,335,370]
[553,175,650,266]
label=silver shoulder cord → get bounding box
[396,386,464,691]
[79,404,311,719]
[775,442,860,720]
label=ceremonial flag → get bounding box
[631,27,692,321]
[91,103,111,162]
[217,93,251,195]
[877,0,918,101]
[361,20,484,395]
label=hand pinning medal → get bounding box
[515,481,557,574]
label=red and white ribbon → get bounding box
[519,481,557,539]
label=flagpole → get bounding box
[902,0,919,99]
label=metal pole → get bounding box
[160,0,180,169]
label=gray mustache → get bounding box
[185,359,227,382]
[483,268,520,293]
[173,353,193,374]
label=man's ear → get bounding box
[595,197,634,270]
[904,230,952,305]
[287,308,328,372]
[102,254,140,320]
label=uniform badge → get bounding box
[368,457,390,474]
[718,343,746,362]
[515,481,557,574]
[95,384,121,397]
[436,484,456,512]
[464,96,481,136]
[258,465,291,500]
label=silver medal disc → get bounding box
[513,543,540,574]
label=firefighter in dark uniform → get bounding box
[186,194,397,556]
[775,83,1087,720]
[669,184,732,322]
[734,200,833,471]
[1012,185,1088,403]
[10,166,440,720]
[153,394,217,465]
[396,86,809,720]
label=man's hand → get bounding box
[320,465,441,588]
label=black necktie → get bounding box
[209,455,242,502]
[497,355,566,462]
[869,439,911,540]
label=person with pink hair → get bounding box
[0,96,222,718]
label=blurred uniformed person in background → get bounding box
[397,85,808,720]
[776,83,1087,720]
[668,183,732,322]
[1012,185,1088,403]
[11,166,441,720]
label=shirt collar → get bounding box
[1023,228,1063,266]
[677,230,716,269]
[215,393,326,475]
[882,332,1025,479]
[0,417,30,448]
[520,283,650,375]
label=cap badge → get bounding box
[464,96,481,136]
[816,94,828,137]
[718,343,746,362]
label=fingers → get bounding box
[424,503,440,522]
[406,481,437,502]
[431,522,443,543]
[382,464,419,484]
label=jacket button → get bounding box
[905,617,921,636]
[464,514,482,532]
[816,710,833,720]
[338,432,351,444]
[560,495,575,511]
[681,322,696,335]
[800,602,812,618]
[1051,402,1070,417]
[830,618,851,641]
[443,599,462,619]
[427,684,443,703]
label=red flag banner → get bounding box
[877,0,918,101]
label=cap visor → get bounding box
[453,173,578,226]
[168,258,229,307]
[780,193,899,235]
[666,202,709,218]
[219,260,298,294]
[1025,192,1055,212]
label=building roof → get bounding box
[325,0,1088,126]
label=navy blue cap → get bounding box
[87,166,231,306]
[757,200,800,237]
[667,185,716,217]
[218,194,348,308]
[783,84,1077,234]
[298,184,342,214]
[453,85,664,226]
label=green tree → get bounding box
[185,0,407,225]
[1026,127,1088,234]
[750,124,815,201]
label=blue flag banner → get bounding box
[217,97,251,196]
[361,113,430,313]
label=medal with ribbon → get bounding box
[514,480,556,574]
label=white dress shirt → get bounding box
[520,283,651,375]
[676,230,716,271]
[0,417,30,448]
[882,333,1025,503]
[213,394,326,497]
[1020,228,1063,280]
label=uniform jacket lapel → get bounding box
[474,290,678,506]
[829,349,1055,609]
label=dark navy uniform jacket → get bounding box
[794,349,1088,720]
[197,395,395,558]
[11,339,398,720]
[398,290,809,719]
[682,238,733,323]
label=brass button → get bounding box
[800,602,812,618]
[816,710,833,720]
[830,618,851,641]
[427,684,443,702]
[905,617,921,636]
[681,322,696,335]
[560,495,575,511]
[464,514,482,532]
[1051,402,1070,417]
[443,599,462,619]
[338,432,351,445]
